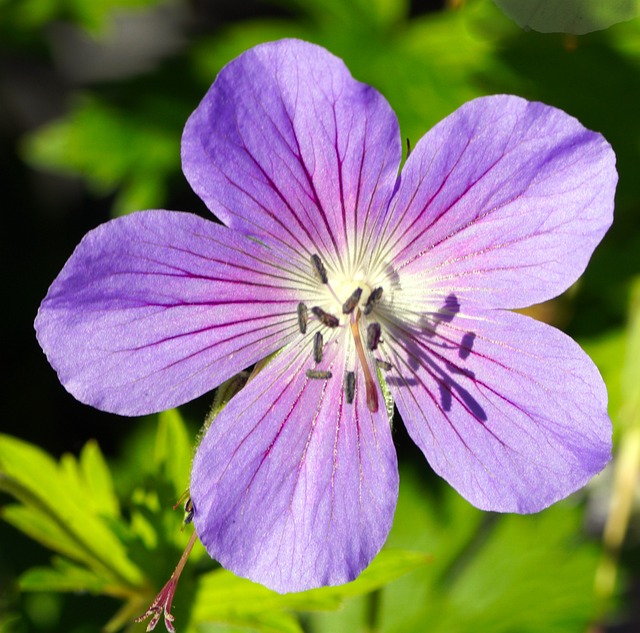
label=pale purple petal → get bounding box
[35,210,301,416]
[182,39,401,272]
[190,335,398,593]
[379,95,616,309]
[33,36,617,597]
[383,305,610,512]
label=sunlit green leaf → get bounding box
[297,550,432,608]
[197,611,303,633]
[1,504,95,564]
[19,557,113,595]
[433,508,599,632]
[79,440,120,518]
[154,409,193,499]
[0,434,143,588]
[379,468,600,633]
[191,21,309,87]
[493,0,639,34]
[192,549,430,627]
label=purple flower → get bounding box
[36,39,616,593]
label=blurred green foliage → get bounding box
[0,0,163,35]
[1,0,640,631]
[21,94,181,216]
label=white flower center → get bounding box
[302,253,389,413]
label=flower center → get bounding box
[332,277,373,316]
[301,253,386,413]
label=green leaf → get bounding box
[154,409,193,499]
[493,0,639,34]
[1,504,101,566]
[0,434,143,588]
[0,0,60,31]
[374,5,514,142]
[197,611,303,633]
[19,557,113,595]
[434,509,599,633]
[191,20,309,87]
[20,95,179,214]
[110,174,168,218]
[79,440,120,518]
[379,468,600,633]
[385,467,484,570]
[297,550,432,608]
[0,433,60,505]
[192,549,429,629]
[284,0,408,31]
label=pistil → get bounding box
[350,313,379,413]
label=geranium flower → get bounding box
[36,39,617,593]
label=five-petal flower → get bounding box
[36,39,617,593]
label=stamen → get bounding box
[172,491,194,528]
[311,306,340,328]
[363,287,383,315]
[313,331,324,363]
[344,371,356,404]
[183,497,194,525]
[350,319,379,413]
[342,287,362,314]
[306,369,333,380]
[376,359,392,371]
[297,302,308,334]
[366,322,382,351]
[310,254,328,284]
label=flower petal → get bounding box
[384,305,610,512]
[381,95,616,309]
[35,210,301,416]
[190,337,398,593]
[182,39,401,273]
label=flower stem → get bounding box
[135,531,198,632]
